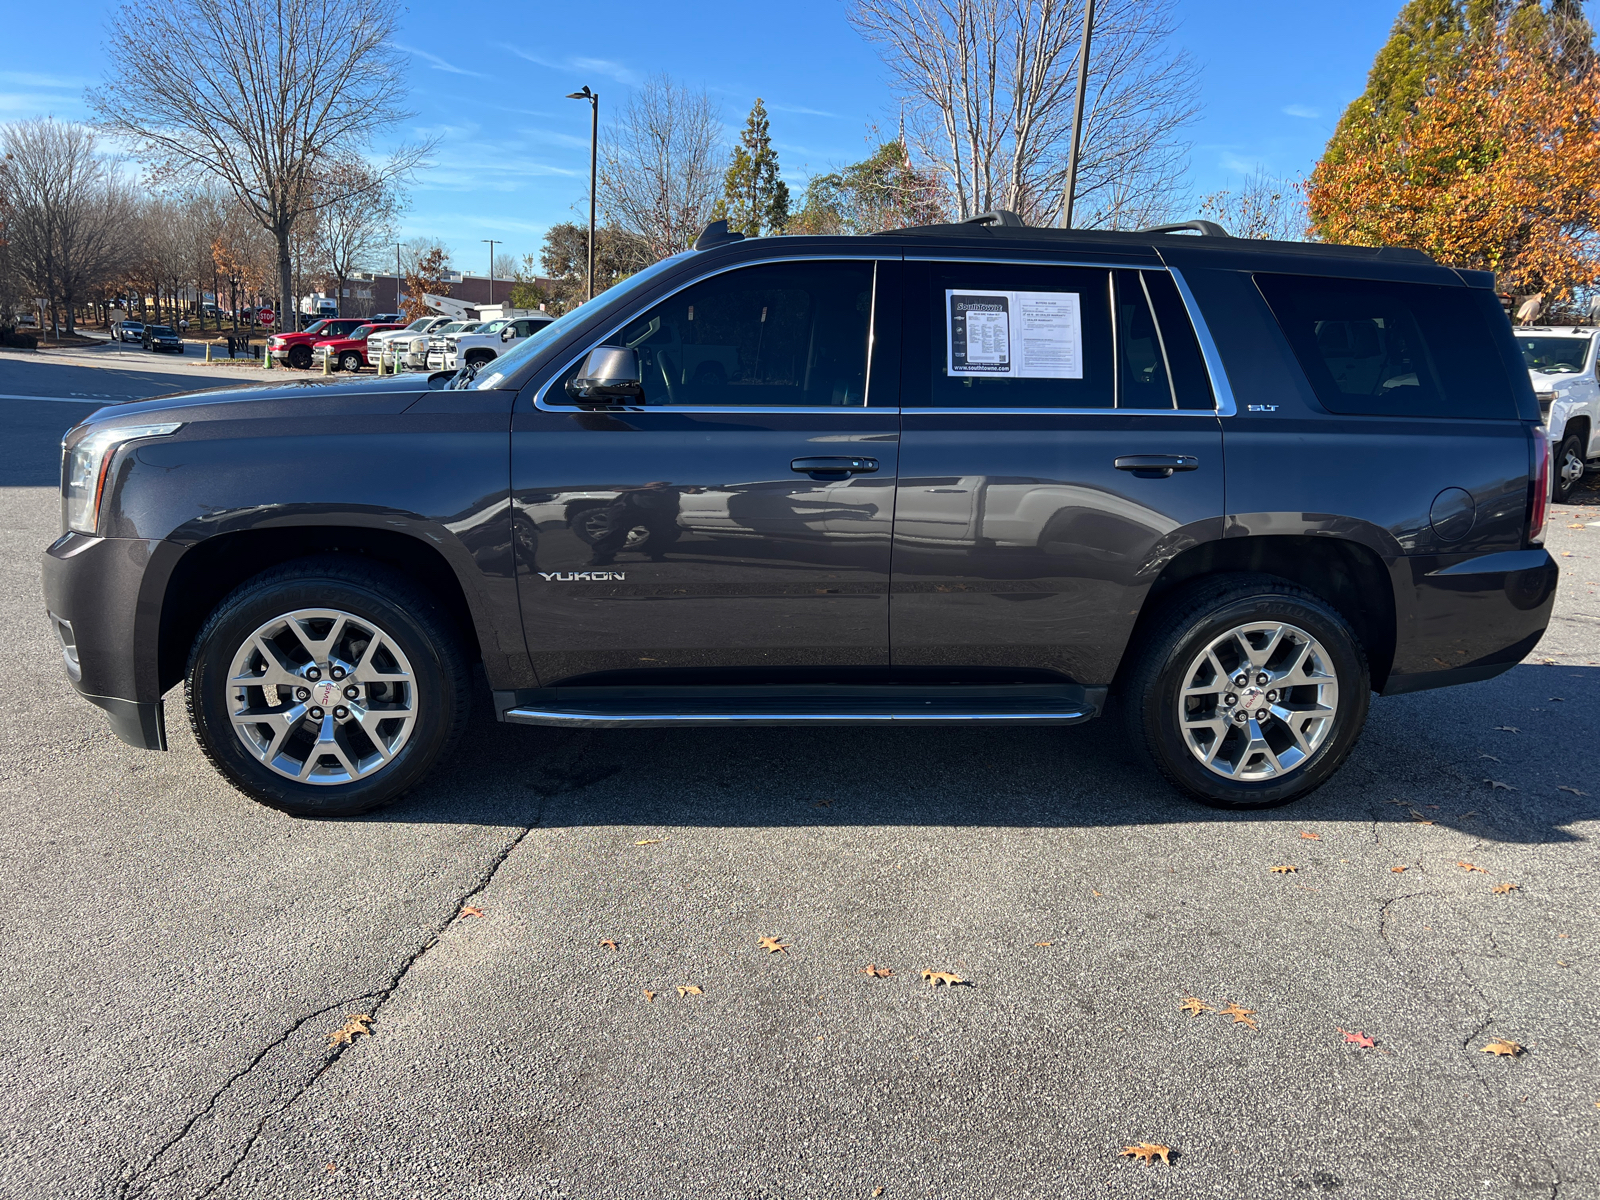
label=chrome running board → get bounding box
[503,705,1093,728]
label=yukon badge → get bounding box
[538,571,626,582]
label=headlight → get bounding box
[410,337,427,351]
[1536,390,1556,423]
[61,422,183,535]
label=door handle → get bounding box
[1114,454,1199,479]
[791,456,879,477]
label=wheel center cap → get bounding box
[1237,685,1265,711]
[312,679,340,708]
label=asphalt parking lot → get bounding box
[0,348,1596,1200]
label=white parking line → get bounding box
[0,393,122,404]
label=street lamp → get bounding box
[482,239,499,306]
[1058,0,1095,229]
[567,85,599,302]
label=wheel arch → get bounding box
[156,526,484,696]
[1127,535,1397,691]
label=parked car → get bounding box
[424,321,482,371]
[141,324,184,354]
[267,319,372,370]
[116,320,144,343]
[16,313,38,328]
[310,322,402,372]
[450,314,553,373]
[41,216,1557,818]
[368,315,453,371]
[1515,326,1598,502]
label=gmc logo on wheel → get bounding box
[538,571,626,582]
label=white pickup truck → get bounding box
[447,314,553,373]
[1514,326,1600,501]
[370,315,453,371]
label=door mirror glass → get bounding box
[502,326,515,342]
[567,346,643,402]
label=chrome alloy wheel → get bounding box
[1176,620,1339,781]
[1558,441,1585,488]
[226,608,418,784]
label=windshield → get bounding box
[438,322,465,334]
[1518,335,1591,374]
[149,326,175,336]
[405,318,431,331]
[351,325,375,339]
[480,320,507,333]
[302,320,327,335]
[470,251,696,390]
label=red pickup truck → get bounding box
[311,323,402,372]
[268,318,372,369]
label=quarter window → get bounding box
[560,260,876,407]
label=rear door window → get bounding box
[1255,273,1520,418]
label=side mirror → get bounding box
[566,345,642,403]
[501,327,515,342]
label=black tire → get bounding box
[185,557,471,817]
[1552,432,1585,503]
[1120,574,1371,809]
[288,344,312,370]
[339,351,363,372]
[465,351,495,372]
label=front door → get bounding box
[891,257,1225,687]
[511,256,901,685]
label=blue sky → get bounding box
[4,0,1404,273]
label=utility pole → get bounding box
[395,242,404,314]
[1058,0,1095,229]
[567,85,599,301]
[482,239,499,306]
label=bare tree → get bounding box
[91,0,431,332]
[313,160,403,318]
[1198,169,1307,241]
[847,0,1199,226]
[1,118,132,335]
[598,75,725,260]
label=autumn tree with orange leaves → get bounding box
[1309,13,1600,301]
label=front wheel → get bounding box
[185,558,471,817]
[1121,576,1370,809]
[339,351,363,372]
[1553,432,1585,502]
[288,344,312,370]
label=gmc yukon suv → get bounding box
[41,217,1558,818]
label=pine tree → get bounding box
[713,99,790,237]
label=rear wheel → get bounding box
[1121,576,1370,809]
[1553,432,1585,502]
[185,558,470,817]
[465,350,495,373]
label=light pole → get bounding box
[1058,0,1095,229]
[567,85,599,302]
[481,239,499,306]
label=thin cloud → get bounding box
[395,43,486,79]
[0,71,90,89]
[1282,104,1320,119]
[500,45,637,86]
[768,103,840,118]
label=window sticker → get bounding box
[947,289,1082,379]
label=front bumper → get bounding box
[41,532,178,751]
[1382,548,1559,694]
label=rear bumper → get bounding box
[40,532,177,750]
[1382,548,1558,695]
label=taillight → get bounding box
[1528,435,1550,546]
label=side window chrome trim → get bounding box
[1165,266,1237,417]
[532,252,897,413]
[902,408,1222,418]
[906,253,1161,271]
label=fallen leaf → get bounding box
[1217,1002,1258,1029]
[327,1014,373,1047]
[1486,779,1517,791]
[1557,785,1590,796]
[1270,864,1297,874]
[1480,1039,1522,1057]
[1458,861,1486,872]
[1391,865,1408,873]
[676,985,703,997]
[1492,882,1520,895]
[1409,810,1436,825]
[1178,997,1211,1016]
[1338,1027,1377,1049]
[1119,1142,1172,1165]
[1494,726,1521,733]
[458,905,484,919]
[812,800,833,808]
[1034,941,1055,947]
[1569,523,1585,528]
[873,1189,885,1197]
[758,936,791,954]
[1091,889,1103,897]
[1549,697,1566,702]
[921,969,966,988]
[633,838,663,845]
[643,989,657,1003]
[1299,831,1322,841]
[859,963,894,978]
[599,939,618,951]
[324,1163,337,1173]
[1478,753,1501,762]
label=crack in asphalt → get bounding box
[114,731,632,1200]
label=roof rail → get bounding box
[963,209,1027,228]
[694,219,746,251]
[1141,220,1231,237]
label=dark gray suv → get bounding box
[41,217,1558,817]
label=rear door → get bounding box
[511,254,902,684]
[890,256,1225,686]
